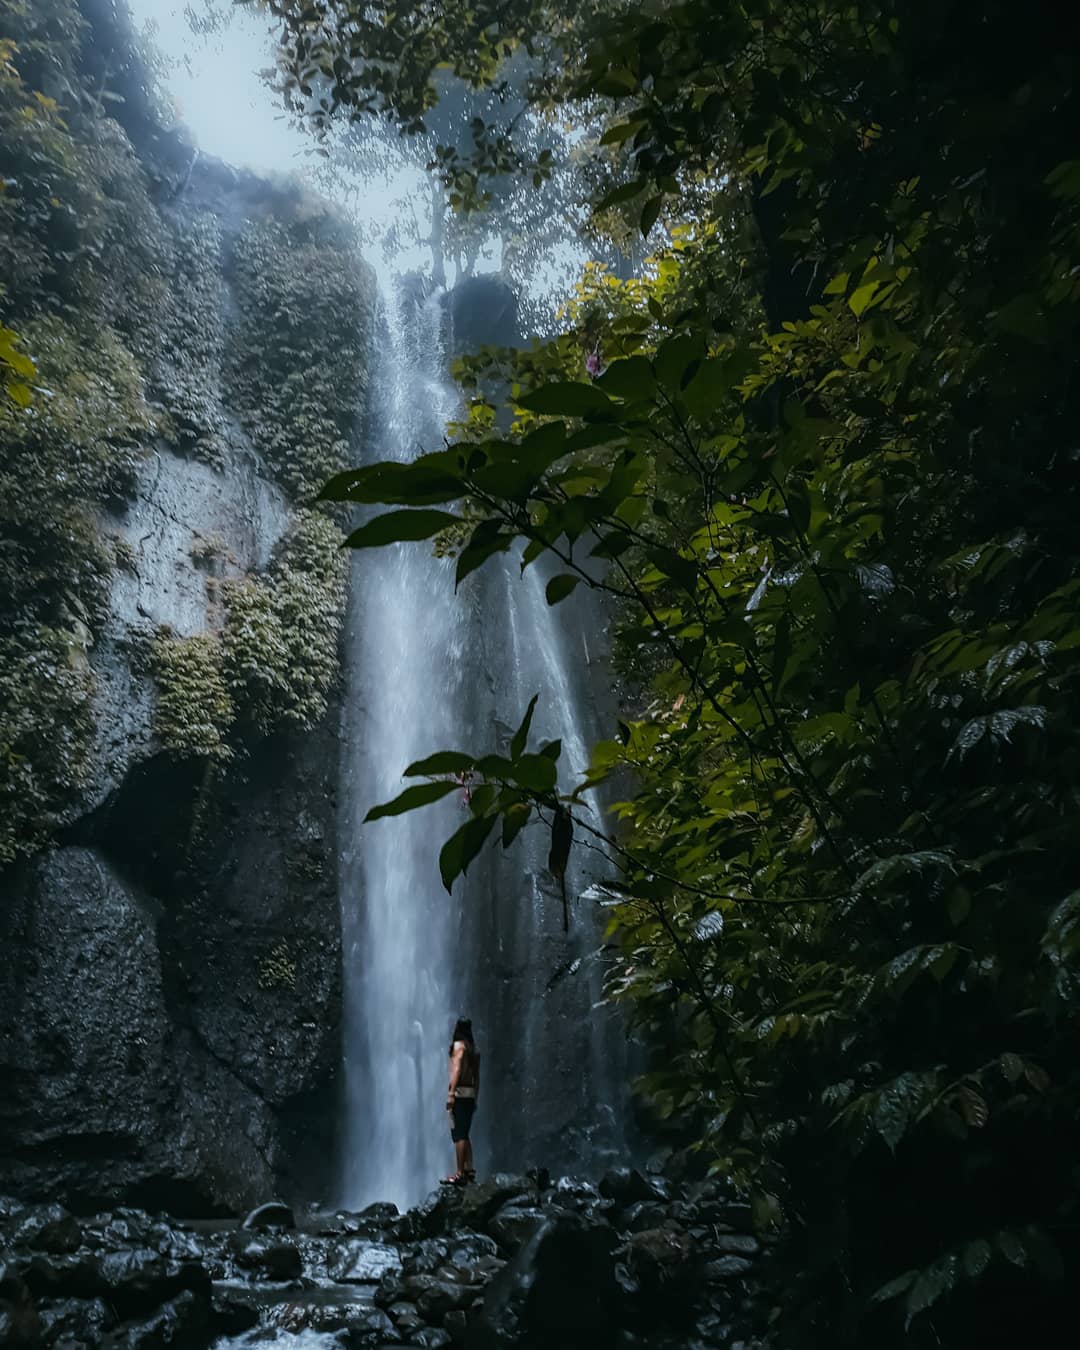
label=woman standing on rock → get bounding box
[442,1017,480,1186]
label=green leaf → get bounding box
[456,519,513,586]
[546,574,581,605]
[439,813,497,892]
[996,1231,1027,1268]
[600,119,646,145]
[848,280,879,317]
[344,509,461,549]
[510,694,539,760]
[518,381,614,418]
[320,458,462,505]
[962,1239,992,1279]
[594,178,646,212]
[905,1255,959,1326]
[365,780,458,821]
[548,804,573,878]
[404,750,475,777]
[640,193,664,236]
[501,801,531,848]
[871,1270,917,1303]
[992,293,1048,343]
[597,355,656,401]
[654,334,706,393]
[872,1071,938,1151]
[510,753,558,793]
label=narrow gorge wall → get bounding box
[0,0,375,1213]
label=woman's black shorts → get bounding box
[450,1097,476,1142]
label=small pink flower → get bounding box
[585,349,601,377]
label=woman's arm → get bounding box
[446,1041,464,1106]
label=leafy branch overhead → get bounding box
[301,1,1080,1347]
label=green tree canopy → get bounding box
[284,1,1079,1345]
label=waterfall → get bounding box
[339,279,627,1212]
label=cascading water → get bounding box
[339,277,627,1212]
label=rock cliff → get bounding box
[0,0,375,1212]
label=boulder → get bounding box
[399,1176,532,1241]
[4,1202,81,1254]
[404,1274,476,1320]
[549,1176,603,1208]
[621,1201,669,1234]
[0,1260,40,1349]
[344,1305,399,1344]
[36,1295,112,1346]
[359,1202,400,1227]
[713,1203,755,1231]
[712,1234,760,1257]
[599,1168,662,1207]
[374,1275,409,1308]
[328,1241,404,1283]
[414,1328,453,1350]
[488,1205,547,1255]
[468,1211,619,1349]
[703,1255,754,1281]
[433,1264,476,1286]
[443,1309,468,1346]
[445,1234,499,1268]
[389,1300,424,1335]
[102,1287,210,1349]
[229,1232,302,1281]
[209,1290,259,1336]
[95,1248,212,1316]
[402,1238,452,1276]
[241,1200,296,1231]
[626,1227,694,1297]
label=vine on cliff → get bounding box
[228,216,373,499]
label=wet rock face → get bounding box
[0,1,361,1215]
[0,1171,770,1348]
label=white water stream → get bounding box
[338,282,626,1211]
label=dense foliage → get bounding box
[0,0,160,863]
[305,0,1080,1345]
[0,0,372,863]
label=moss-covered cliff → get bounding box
[0,0,375,1211]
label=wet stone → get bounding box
[374,1275,409,1308]
[389,1300,425,1335]
[36,1296,112,1347]
[622,1201,669,1233]
[102,1287,209,1349]
[229,1233,302,1281]
[329,1241,404,1283]
[442,1309,468,1346]
[401,1238,451,1276]
[713,1233,760,1257]
[600,1168,662,1206]
[242,1200,296,1231]
[703,1255,755,1280]
[405,1274,475,1320]
[445,1233,498,1267]
[711,1203,754,1231]
[488,1205,546,1254]
[549,1176,604,1209]
[433,1263,474,1285]
[412,1328,452,1350]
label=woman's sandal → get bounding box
[439,1173,467,1187]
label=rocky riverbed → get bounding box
[0,1169,770,1349]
